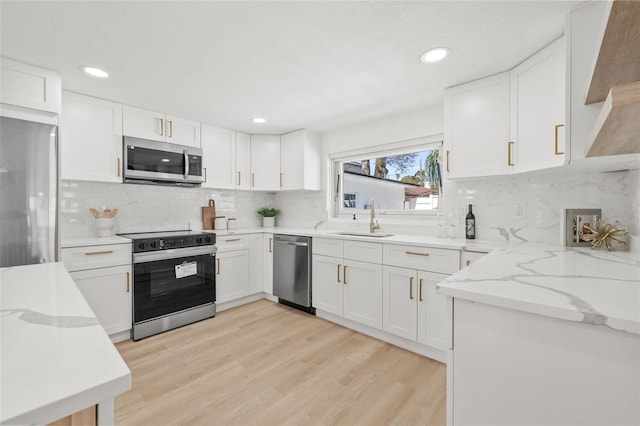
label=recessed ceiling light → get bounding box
[420,47,449,64]
[252,117,266,124]
[81,66,109,78]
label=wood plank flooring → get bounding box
[115,300,446,425]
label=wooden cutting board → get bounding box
[202,200,216,230]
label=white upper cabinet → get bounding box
[0,58,61,124]
[250,134,281,190]
[444,72,511,179]
[61,92,123,183]
[201,124,236,189]
[235,131,251,190]
[122,105,200,147]
[510,37,566,173]
[280,129,321,191]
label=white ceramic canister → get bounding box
[227,218,237,230]
[214,216,227,230]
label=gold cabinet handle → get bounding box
[446,150,450,172]
[280,173,283,187]
[168,120,173,138]
[225,238,241,242]
[117,157,121,177]
[203,167,207,183]
[269,237,272,253]
[343,265,348,284]
[337,264,341,283]
[252,173,255,187]
[126,272,130,293]
[508,141,514,166]
[555,124,565,155]
[159,118,164,136]
[405,251,429,257]
[419,278,423,302]
[217,258,220,275]
[466,259,471,266]
[409,276,414,300]
[237,172,241,186]
[84,250,113,256]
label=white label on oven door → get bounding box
[175,261,197,279]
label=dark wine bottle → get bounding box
[465,204,476,240]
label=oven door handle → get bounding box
[133,246,216,264]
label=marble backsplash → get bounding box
[60,181,276,238]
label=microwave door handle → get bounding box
[183,150,189,180]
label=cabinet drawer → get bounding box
[344,240,382,264]
[216,235,249,252]
[383,244,459,274]
[62,244,132,272]
[313,238,343,257]
[461,251,487,269]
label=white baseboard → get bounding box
[315,309,447,363]
[109,329,131,344]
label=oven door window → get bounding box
[133,253,215,323]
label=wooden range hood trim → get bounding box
[585,1,640,105]
[585,81,640,158]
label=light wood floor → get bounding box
[115,300,446,425]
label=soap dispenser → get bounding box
[352,214,359,230]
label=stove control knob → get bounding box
[196,237,203,244]
[205,236,213,244]
[138,242,147,251]
[150,241,158,249]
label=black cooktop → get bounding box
[119,230,215,252]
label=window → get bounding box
[332,138,443,216]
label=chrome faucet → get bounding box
[370,199,380,233]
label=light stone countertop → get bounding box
[60,234,132,248]
[438,242,640,334]
[0,262,131,424]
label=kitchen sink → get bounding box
[331,232,394,238]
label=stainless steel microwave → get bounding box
[123,136,203,186]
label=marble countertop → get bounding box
[210,227,499,252]
[61,235,132,248]
[438,242,640,334]
[0,262,131,424]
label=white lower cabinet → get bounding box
[61,241,132,339]
[382,267,449,349]
[264,233,274,294]
[216,249,250,303]
[312,238,383,329]
[69,265,131,335]
[248,234,264,294]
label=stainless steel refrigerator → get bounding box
[0,116,57,267]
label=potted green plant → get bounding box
[257,207,280,228]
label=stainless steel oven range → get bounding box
[119,230,216,341]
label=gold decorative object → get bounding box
[581,219,628,251]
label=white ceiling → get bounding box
[0,1,579,134]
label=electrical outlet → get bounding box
[513,204,526,218]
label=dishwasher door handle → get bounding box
[275,241,309,247]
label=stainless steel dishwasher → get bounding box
[273,234,314,314]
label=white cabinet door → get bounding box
[280,130,305,190]
[70,265,131,335]
[264,233,274,294]
[461,251,486,269]
[61,92,123,183]
[343,259,383,329]
[201,124,235,189]
[165,114,200,148]
[122,105,165,142]
[511,37,566,173]
[0,58,61,115]
[248,234,264,294]
[235,131,252,190]
[250,135,281,190]
[312,254,343,316]
[382,265,417,340]
[444,72,511,178]
[216,249,250,303]
[417,271,449,350]
[280,129,321,191]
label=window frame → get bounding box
[329,135,444,218]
